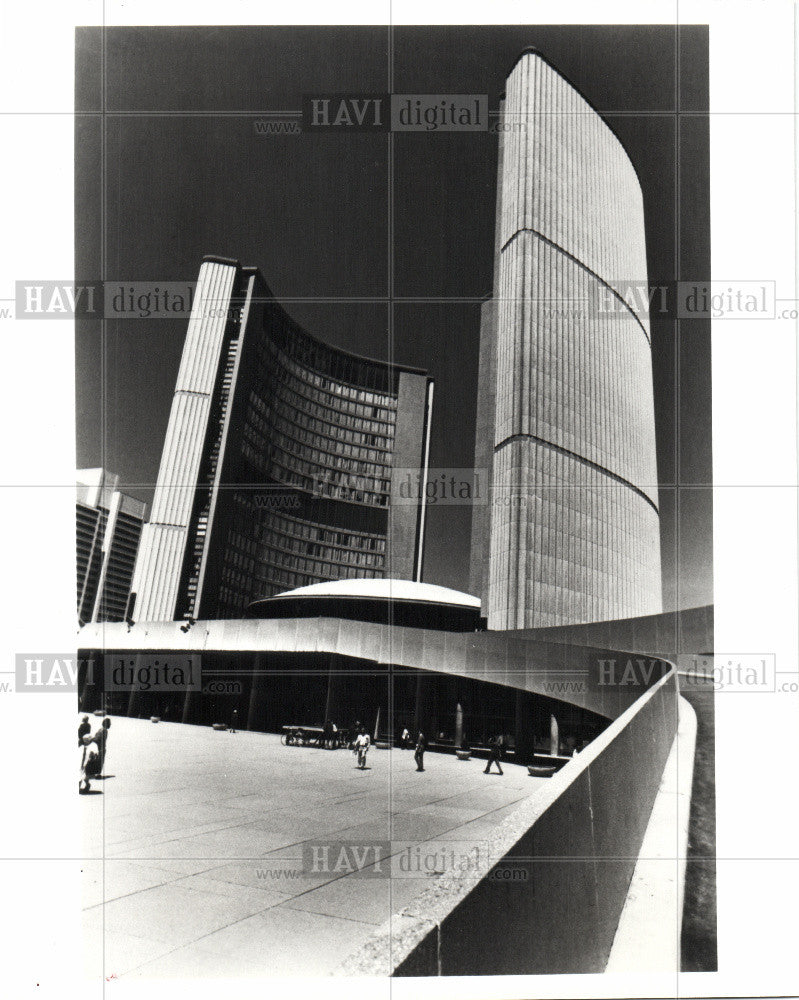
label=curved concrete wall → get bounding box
[520,604,715,659]
[341,667,679,976]
[489,51,662,629]
[78,616,671,724]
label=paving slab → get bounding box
[82,715,548,978]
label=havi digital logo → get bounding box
[15,654,94,693]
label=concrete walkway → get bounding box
[605,696,698,972]
[82,716,547,978]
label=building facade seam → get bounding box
[498,226,651,346]
[493,432,660,515]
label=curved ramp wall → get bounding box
[341,666,679,976]
[78,616,672,724]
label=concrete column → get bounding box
[182,689,197,725]
[549,714,559,756]
[324,655,344,727]
[413,671,430,737]
[247,652,268,732]
[514,689,535,764]
[126,653,140,718]
[78,654,99,713]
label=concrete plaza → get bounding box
[82,716,547,978]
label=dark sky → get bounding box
[76,24,711,611]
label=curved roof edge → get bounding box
[503,48,644,191]
[262,578,481,609]
[202,260,428,379]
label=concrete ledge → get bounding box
[338,668,679,977]
[605,695,698,972]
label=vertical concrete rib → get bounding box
[131,260,238,621]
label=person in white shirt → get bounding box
[353,728,370,769]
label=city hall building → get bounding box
[130,259,433,622]
[82,50,697,759]
[78,46,710,979]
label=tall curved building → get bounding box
[472,50,662,628]
[132,258,433,621]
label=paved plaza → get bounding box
[82,716,547,978]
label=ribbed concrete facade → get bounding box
[76,468,147,623]
[131,260,240,621]
[484,51,662,628]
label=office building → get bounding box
[471,49,663,629]
[76,468,147,623]
[131,258,433,622]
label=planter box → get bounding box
[455,750,471,761]
[150,717,161,724]
[528,765,557,777]
[531,753,572,772]
[212,723,227,731]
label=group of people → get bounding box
[399,727,506,774]
[322,719,344,749]
[78,715,111,793]
[338,720,508,775]
[348,726,431,772]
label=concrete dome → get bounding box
[246,579,482,631]
[273,578,480,608]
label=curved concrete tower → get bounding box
[481,50,662,628]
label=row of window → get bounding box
[260,564,382,592]
[287,357,395,407]
[266,389,394,453]
[260,512,386,553]
[246,401,393,471]
[248,374,396,450]
[267,320,397,398]
[256,543,384,576]
[223,533,384,578]
[240,439,390,507]
[261,342,397,424]
[217,561,384,614]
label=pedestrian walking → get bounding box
[78,715,91,747]
[92,717,111,774]
[80,739,101,793]
[414,732,427,772]
[352,727,370,769]
[229,708,238,733]
[323,719,334,749]
[484,733,504,775]
[400,726,411,748]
